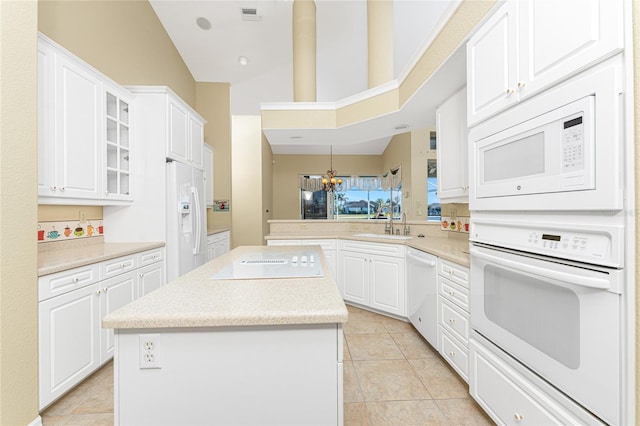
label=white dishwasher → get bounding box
[406,247,438,350]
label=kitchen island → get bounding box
[102,245,348,426]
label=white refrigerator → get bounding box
[103,158,206,283]
[166,160,206,281]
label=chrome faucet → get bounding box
[402,212,410,236]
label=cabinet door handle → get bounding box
[517,81,526,89]
[59,187,65,192]
[51,185,57,191]
[96,289,102,295]
[514,413,524,422]
[506,88,515,95]
[103,287,109,292]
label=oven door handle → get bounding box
[471,247,611,290]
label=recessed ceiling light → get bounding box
[238,56,249,66]
[394,124,409,130]
[196,17,211,30]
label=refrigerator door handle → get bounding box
[191,186,202,255]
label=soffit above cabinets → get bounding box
[262,46,466,155]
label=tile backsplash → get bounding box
[441,216,470,234]
[38,220,104,243]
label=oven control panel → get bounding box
[470,217,623,268]
[527,231,608,258]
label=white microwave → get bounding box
[469,58,623,212]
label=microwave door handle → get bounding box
[470,247,610,290]
[406,251,436,267]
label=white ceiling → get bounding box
[149,0,466,155]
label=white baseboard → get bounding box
[27,415,43,426]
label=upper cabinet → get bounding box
[467,0,623,127]
[37,34,134,205]
[167,95,205,170]
[436,87,468,203]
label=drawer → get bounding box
[38,264,100,302]
[338,240,405,258]
[302,238,336,251]
[209,231,230,243]
[439,326,468,382]
[439,296,469,345]
[100,254,137,280]
[138,248,164,267]
[470,339,588,425]
[439,276,469,311]
[438,259,469,288]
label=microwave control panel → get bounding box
[562,115,585,172]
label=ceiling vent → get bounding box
[241,8,261,21]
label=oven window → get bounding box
[484,265,580,369]
[484,132,545,182]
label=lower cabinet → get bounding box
[470,334,603,425]
[337,240,406,317]
[437,259,470,382]
[206,231,230,262]
[38,248,165,410]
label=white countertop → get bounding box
[265,233,470,267]
[38,240,166,276]
[102,245,348,329]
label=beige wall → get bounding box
[38,0,195,107]
[196,82,232,230]
[271,154,383,219]
[231,116,265,246]
[0,1,39,424]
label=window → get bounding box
[300,178,402,220]
[427,132,441,221]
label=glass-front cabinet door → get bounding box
[104,86,132,200]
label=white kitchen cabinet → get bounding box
[38,247,165,410]
[137,262,165,297]
[38,282,101,410]
[436,87,468,202]
[38,40,102,201]
[470,334,603,426]
[337,240,406,316]
[167,95,205,170]
[104,83,133,201]
[437,259,470,382]
[466,0,623,126]
[37,33,135,205]
[207,231,231,261]
[204,143,214,207]
[99,271,136,363]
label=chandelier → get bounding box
[322,146,343,192]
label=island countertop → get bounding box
[102,245,348,329]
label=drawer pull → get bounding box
[449,318,455,324]
[120,263,126,268]
[449,351,456,357]
[72,277,80,283]
[514,413,524,422]
[448,290,455,296]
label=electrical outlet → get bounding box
[139,334,161,369]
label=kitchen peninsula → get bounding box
[102,245,348,426]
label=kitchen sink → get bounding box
[354,233,413,241]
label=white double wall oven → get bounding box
[468,54,630,425]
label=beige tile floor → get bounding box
[41,304,493,425]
